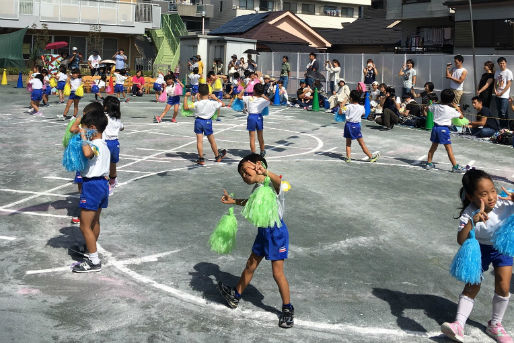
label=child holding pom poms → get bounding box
[442,169,514,343]
[217,153,294,329]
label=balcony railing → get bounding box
[1,0,160,27]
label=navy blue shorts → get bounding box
[44,86,51,95]
[69,91,81,100]
[430,125,451,145]
[233,87,241,95]
[74,171,83,184]
[191,85,199,94]
[91,85,99,94]
[80,177,109,211]
[194,117,213,136]
[252,219,289,261]
[153,83,162,92]
[114,84,124,93]
[480,244,513,272]
[214,91,223,100]
[247,113,263,131]
[57,81,66,90]
[105,139,120,163]
[31,89,43,101]
[167,95,180,106]
[343,121,363,140]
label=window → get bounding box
[239,0,254,9]
[283,1,296,13]
[340,7,354,18]
[474,20,513,48]
[103,38,117,60]
[301,3,314,14]
[220,1,223,12]
[323,6,338,17]
[259,0,273,11]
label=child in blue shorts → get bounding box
[102,96,123,195]
[155,74,184,123]
[72,108,111,273]
[41,69,51,107]
[189,67,201,98]
[183,84,227,165]
[60,68,83,120]
[56,65,67,103]
[238,83,269,157]
[441,169,514,342]
[343,90,380,163]
[28,73,44,116]
[218,153,294,329]
[113,69,129,102]
[153,71,165,102]
[425,89,466,172]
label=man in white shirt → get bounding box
[494,57,513,129]
[87,51,102,76]
[446,54,467,106]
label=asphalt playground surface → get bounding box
[0,86,513,343]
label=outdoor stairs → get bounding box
[150,14,187,71]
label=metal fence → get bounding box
[256,52,514,111]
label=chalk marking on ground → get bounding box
[44,176,74,181]
[0,208,70,218]
[468,160,475,166]
[0,183,72,208]
[0,235,16,241]
[25,266,70,275]
[117,169,153,174]
[413,155,426,165]
[0,188,78,198]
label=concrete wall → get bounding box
[386,0,450,20]
[453,3,514,21]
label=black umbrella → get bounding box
[243,49,259,55]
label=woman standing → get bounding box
[477,61,495,108]
[325,59,341,95]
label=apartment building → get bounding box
[0,0,161,69]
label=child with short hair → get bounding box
[238,83,269,156]
[92,75,106,102]
[56,65,68,103]
[59,68,83,120]
[183,84,227,165]
[113,69,129,102]
[227,72,241,108]
[218,153,294,329]
[155,74,183,123]
[425,89,466,172]
[72,108,110,272]
[441,169,514,343]
[189,67,201,97]
[28,74,44,116]
[41,69,51,107]
[343,90,380,163]
[153,70,165,102]
[207,71,223,121]
[102,96,123,195]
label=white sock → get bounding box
[491,293,511,325]
[89,252,100,265]
[456,294,475,328]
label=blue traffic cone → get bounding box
[273,85,280,106]
[363,91,371,119]
[16,72,23,88]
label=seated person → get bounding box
[295,80,313,108]
[327,79,350,112]
[370,81,381,108]
[376,87,400,130]
[414,81,438,104]
[399,93,425,128]
[466,96,499,137]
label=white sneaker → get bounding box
[26,108,35,114]
[294,104,300,108]
[34,111,43,117]
[57,114,65,121]
[325,109,332,113]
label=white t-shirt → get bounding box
[103,114,124,140]
[30,78,43,90]
[243,96,269,114]
[88,54,102,68]
[459,198,514,245]
[189,73,201,86]
[327,65,341,82]
[494,69,513,99]
[94,79,106,88]
[82,139,110,178]
[450,67,466,91]
[402,68,416,88]
[69,77,82,91]
[165,84,176,96]
[155,73,165,84]
[57,72,68,82]
[251,182,286,221]
[344,103,365,123]
[429,104,460,126]
[370,89,380,101]
[43,75,50,84]
[114,73,127,85]
[194,99,222,120]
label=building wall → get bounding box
[386,0,450,20]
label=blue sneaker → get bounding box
[451,164,466,173]
[425,162,435,170]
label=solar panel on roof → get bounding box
[209,12,269,35]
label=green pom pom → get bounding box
[181,102,195,117]
[209,207,238,254]
[242,176,281,228]
[452,117,470,127]
[62,118,76,147]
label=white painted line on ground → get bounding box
[0,188,78,198]
[136,147,167,152]
[0,183,72,209]
[117,170,153,174]
[468,160,475,166]
[0,208,70,218]
[44,176,74,181]
[118,249,182,265]
[26,266,70,275]
[0,235,16,241]
[413,155,426,165]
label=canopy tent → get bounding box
[0,28,27,69]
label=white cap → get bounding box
[72,47,78,51]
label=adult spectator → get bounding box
[494,57,513,129]
[196,55,204,77]
[87,50,102,76]
[477,61,495,108]
[227,54,239,82]
[399,59,416,97]
[59,51,69,67]
[363,59,378,88]
[325,59,341,95]
[446,54,467,106]
[69,47,82,70]
[212,58,224,75]
[466,96,498,137]
[238,57,247,75]
[376,86,400,130]
[295,80,313,108]
[399,93,424,128]
[279,56,291,90]
[326,79,350,111]
[131,70,145,97]
[113,49,128,70]
[414,81,439,105]
[247,54,257,73]
[263,75,273,98]
[305,52,319,88]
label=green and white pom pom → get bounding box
[62,117,76,147]
[242,176,281,228]
[209,207,238,254]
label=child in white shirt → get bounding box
[238,83,269,156]
[113,69,129,102]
